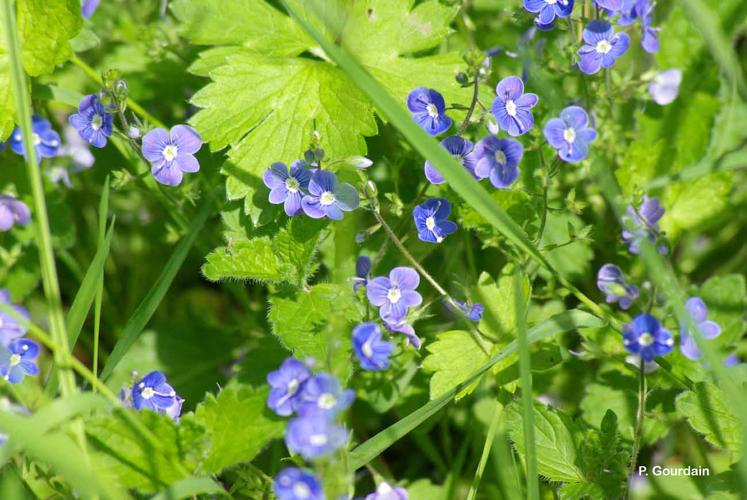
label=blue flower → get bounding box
[649,69,682,106]
[593,0,623,10]
[523,0,574,26]
[614,0,639,25]
[0,339,40,384]
[0,195,30,233]
[454,300,484,321]
[294,372,355,417]
[407,87,452,136]
[353,255,372,292]
[352,323,394,371]
[301,171,359,220]
[81,0,100,18]
[0,289,30,346]
[10,116,61,160]
[367,267,423,323]
[636,0,659,53]
[413,198,458,244]
[724,353,740,366]
[577,21,630,75]
[622,314,674,362]
[384,318,421,349]
[365,482,409,500]
[141,125,202,186]
[543,106,597,163]
[596,264,638,310]
[474,136,523,188]
[285,414,348,459]
[267,357,311,417]
[424,136,477,185]
[263,161,312,216]
[679,297,722,361]
[491,77,538,137]
[68,94,113,148]
[273,468,324,500]
[621,195,666,255]
[131,371,183,421]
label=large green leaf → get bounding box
[422,330,488,400]
[676,382,742,455]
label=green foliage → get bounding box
[422,330,488,400]
[475,271,531,340]
[699,274,747,345]
[676,382,742,455]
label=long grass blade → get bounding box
[93,176,111,383]
[151,476,227,500]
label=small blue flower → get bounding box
[491,76,538,137]
[407,87,452,136]
[474,136,523,188]
[593,0,623,10]
[621,195,666,255]
[679,297,722,361]
[543,106,597,163]
[68,94,113,148]
[285,414,348,459]
[649,69,682,105]
[577,21,630,75]
[623,314,674,362]
[267,357,311,417]
[384,318,421,349]
[0,289,30,346]
[0,339,40,384]
[367,267,423,323]
[454,300,484,321]
[294,372,355,417]
[141,125,202,186]
[0,195,30,233]
[131,371,183,421]
[81,0,100,18]
[614,0,638,25]
[636,0,659,53]
[273,467,324,500]
[523,0,574,26]
[424,136,477,185]
[365,482,409,500]
[301,170,359,220]
[353,323,394,371]
[10,116,61,161]
[263,161,312,216]
[353,255,372,292]
[413,198,457,244]
[596,264,638,310]
[724,353,740,366]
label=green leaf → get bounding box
[475,271,531,340]
[185,385,285,474]
[676,382,742,454]
[17,0,81,76]
[505,402,585,484]
[699,274,747,345]
[422,330,489,400]
[202,238,284,282]
[151,476,227,500]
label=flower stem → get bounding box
[626,358,647,499]
[458,76,481,136]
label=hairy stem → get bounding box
[626,358,647,499]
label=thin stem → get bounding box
[92,178,110,386]
[466,400,502,500]
[626,358,647,500]
[458,77,481,136]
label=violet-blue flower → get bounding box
[367,267,422,323]
[267,357,311,417]
[474,136,523,188]
[0,339,40,384]
[68,94,113,148]
[301,170,359,220]
[577,21,630,75]
[413,198,457,244]
[679,297,722,361]
[621,195,666,255]
[365,482,409,500]
[424,136,477,185]
[141,125,202,186]
[491,76,538,137]
[407,87,452,136]
[81,0,100,18]
[131,371,182,421]
[384,318,421,349]
[523,0,574,26]
[285,414,348,459]
[352,323,394,372]
[596,264,638,310]
[622,314,674,362]
[637,0,659,53]
[10,116,61,160]
[454,300,484,321]
[0,195,30,232]
[0,289,30,346]
[543,106,597,163]
[649,69,681,105]
[353,255,372,292]
[593,0,623,10]
[273,468,324,500]
[263,161,312,216]
[294,372,355,417]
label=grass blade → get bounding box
[348,310,604,469]
[151,476,227,500]
[466,401,502,500]
[93,175,111,382]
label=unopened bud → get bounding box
[348,156,372,169]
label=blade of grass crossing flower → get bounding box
[93,176,110,383]
[100,193,215,381]
[514,270,539,500]
[348,310,604,469]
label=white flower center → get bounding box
[362,338,374,358]
[596,40,613,54]
[163,144,178,162]
[505,100,517,117]
[8,354,21,367]
[287,378,300,396]
[425,216,436,231]
[387,287,401,304]
[563,128,576,143]
[141,387,155,399]
[426,103,439,118]
[309,433,328,446]
[293,483,311,499]
[320,191,336,206]
[32,133,41,146]
[494,149,507,164]
[638,332,654,347]
[378,483,394,494]
[91,114,103,131]
[285,177,300,193]
[546,0,558,4]
[318,393,337,410]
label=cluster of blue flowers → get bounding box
[0,290,40,384]
[0,195,30,232]
[120,370,184,421]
